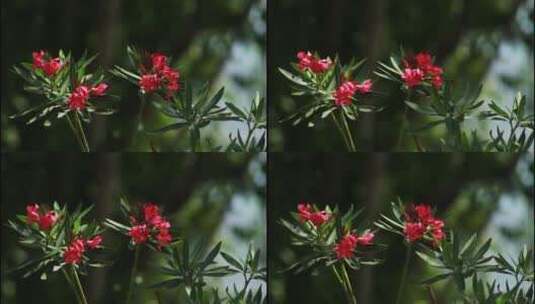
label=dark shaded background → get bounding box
[268,0,534,151]
[1,153,266,303]
[268,153,534,303]
[1,0,266,151]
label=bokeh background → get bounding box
[1,0,266,151]
[269,0,534,151]
[1,153,266,303]
[268,152,534,303]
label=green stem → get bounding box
[331,266,350,301]
[62,268,83,304]
[340,264,357,304]
[396,245,412,304]
[71,266,89,304]
[137,94,147,132]
[73,112,90,152]
[66,113,86,152]
[339,110,357,151]
[397,105,409,150]
[331,113,352,151]
[127,246,141,304]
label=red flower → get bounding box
[42,58,63,76]
[297,203,330,226]
[403,204,445,244]
[156,228,172,249]
[357,231,375,245]
[414,52,433,71]
[143,203,162,226]
[38,211,58,231]
[91,83,108,96]
[404,222,426,242]
[129,224,150,245]
[68,85,90,110]
[431,75,443,89]
[414,204,433,224]
[32,50,46,70]
[401,68,424,88]
[151,53,168,72]
[139,74,161,93]
[297,51,332,73]
[355,79,373,94]
[26,203,40,225]
[334,81,358,106]
[86,235,103,249]
[430,219,444,241]
[334,233,358,259]
[63,238,86,265]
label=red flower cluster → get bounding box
[296,51,332,74]
[26,203,58,231]
[139,53,180,98]
[333,79,373,106]
[32,50,63,76]
[401,52,444,89]
[334,231,375,259]
[297,203,330,226]
[63,235,103,265]
[128,202,172,249]
[67,83,108,110]
[403,204,444,244]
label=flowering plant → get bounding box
[151,241,267,304]
[111,46,266,152]
[6,202,106,304]
[280,203,382,304]
[376,50,533,152]
[279,51,383,151]
[376,199,534,304]
[10,50,117,152]
[104,198,178,303]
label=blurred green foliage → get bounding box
[1,0,265,151]
[269,0,533,151]
[268,152,533,303]
[1,153,266,303]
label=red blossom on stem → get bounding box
[64,238,86,264]
[26,203,58,231]
[138,52,181,98]
[403,203,445,244]
[297,51,332,73]
[335,233,358,259]
[128,202,173,249]
[32,50,63,76]
[297,203,330,226]
[333,79,373,106]
[129,224,150,245]
[402,52,444,90]
[86,235,103,249]
[68,82,108,110]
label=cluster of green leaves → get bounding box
[225,93,266,152]
[10,50,117,127]
[279,55,382,127]
[377,53,533,152]
[6,203,106,280]
[103,197,179,252]
[111,46,266,152]
[279,204,382,274]
[483,92,534,152]
[152,241,267,304]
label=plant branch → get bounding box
[127,246,141,304]
[396,245,412,304]
[71,266,89,304]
